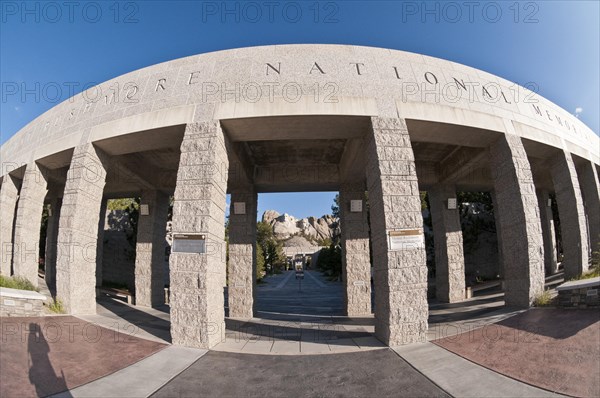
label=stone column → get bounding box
[550,151,589,278]
[576,160,600,255]
[536,190,558,275]
[96,199,107,288]
[135,190,170,307]
[490,191,505,279]
[12,163,49,286]
[170,121,229,349]
[366,117,428,346]
[0,175,19,276]
[228,189,257,319]
[45,197,62,290]
[429,184,465,303]
[56,144,109,314]
[489,134,544,307]
[339,185,372,316]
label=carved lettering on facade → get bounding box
[309,62,325,74]
[59,59,582,139]
[156,79,167,91]
[266,63,281,75]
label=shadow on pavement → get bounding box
[98,298,172,343]
[27,322,72,398]
[225,318,372,343]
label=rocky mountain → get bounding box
[261,210,339,242]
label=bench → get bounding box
[96,287,134,305]
[463,280,502,299]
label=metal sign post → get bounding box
[295,266,304,292]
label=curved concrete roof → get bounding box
[2,44,598,174]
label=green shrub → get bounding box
[0,275,38,292]
[47,299,65,314]
[533,290,553,307]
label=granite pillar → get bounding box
[550,151,589,278]
[340,185,372,316]
[576,160,600,255]
[490,190,505,279]
[366,116,428,346]
[135,190,170,307]
[429,184,466,303]
[12,163,49,286]
[96,199,107,288]
[536,190,558,275]
[44,197,62,290]
[227,189,257,319]
[56,144,109,314]
[0,175,19,276]
[169,121,229,349]
[489,134,544,307]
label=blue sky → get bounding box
[1,1,599,219]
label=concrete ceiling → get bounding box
[245,139,346,166]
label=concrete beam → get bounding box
[254,164,340,192]
[438,147,487,183]
[339,138,368,183]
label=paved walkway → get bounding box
[5,270,588,397]
[215,270,383,355]
[151,349,450,398]
[80,298,171,344]
[50,346,206,398]
[215,270,528,355]
[0,316,165,397]
[434,308,599,397]
[395,343,564,397]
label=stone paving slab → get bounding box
[328,338,360,352]
[271,340,301,354]
[300,340,331,354]
[241,339,274,354]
